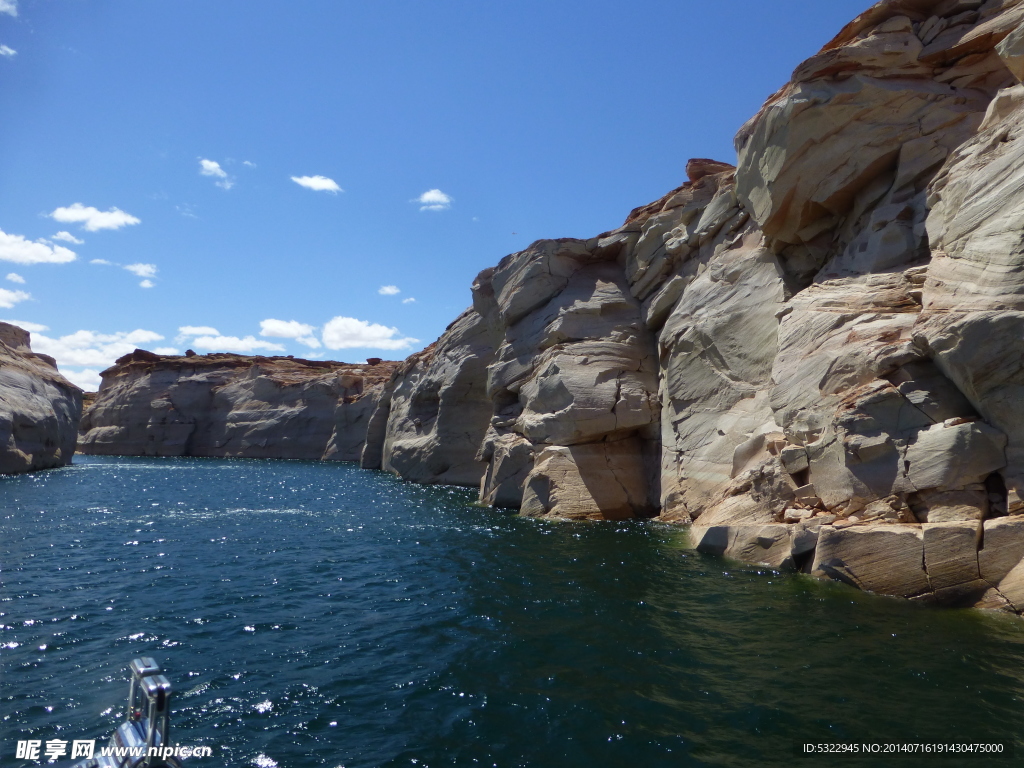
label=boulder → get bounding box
[812,525,930,597]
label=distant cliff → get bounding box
[79,0,1024,613]
[0,322,81,473]
[79,350,399,461]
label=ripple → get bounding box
[2,455,1023,768]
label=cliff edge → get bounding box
[79,350,399,461]
[0,322,82,473]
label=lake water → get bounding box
[2,456,1023,767]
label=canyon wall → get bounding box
[79,350,398,461]
[0,322,81,474]
[365,0,1024,611]
[79,0,1024,612]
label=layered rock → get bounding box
[0,322,81,473]
[368,0,1024,613]
[79,350,398,461]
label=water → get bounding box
[2,456,1023,767]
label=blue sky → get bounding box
[0,0,869,389]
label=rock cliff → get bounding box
[0,322,81,473]
[366,0,1024,612]
[79,350,399,461]
[79,0,1024,613]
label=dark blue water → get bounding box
[2,457,1024,767]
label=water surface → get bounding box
[2,456,1023,766]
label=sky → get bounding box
[0,0,870,390]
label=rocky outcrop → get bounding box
[79,351,399,460]
[0,322,81,473]
[364,0,1024,614]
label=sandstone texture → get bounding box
[80,0,1024,614]
[362,0,1024,614]
[79,350,399,461]
[0,322,81,473]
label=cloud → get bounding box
[0,288,30,308]
[52,231,84,244]
[139,279,154,288]
[402,297,416,304]
[243,160,256,168]
[124,263,157,278]
[6,272,24,284]
[322,316,418,351]
[199,159,234,190]
[0,1,16,17]
[0,45,15,58]
[259,318,321,348]
[153,346,179,355]
[178,325,220,337]
[90,258,112,265]
[0,319,48,332]
[378,285,400,296]
[190,335,286,353]
[32,328,165,368]
[50,203,140,232]
[0,228,77,264]
[415,188,452,211]
[291,175,342,193]
[62,368,102,391]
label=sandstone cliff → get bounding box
[79,350,399,461]
[0,322,81,473]
[366,0,1024,612]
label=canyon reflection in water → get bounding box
[2,456,1023,767]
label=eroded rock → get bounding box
[0,322,81,473]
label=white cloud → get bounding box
[259,318,321,348]
[199,159,227,178]
[243,160,256,168]
[50,203,140,232]
[178,325,220,337]
[62,368,102,391]
[52,231,84,244]
[139,279,154,288]
[0,319,48,333]
[199,159,234,190]
[0,45,15,58]
[90,258,112,265]
[0,1,17,17]
[322,316,418,351]
[124,263,157,278]
[6,272,24,284]
[415,188,452,211]
[378,285,400,296]
[153,346,180,355]
[32,328,165,368]
[0,228,76,264]
[402,297,416,304]
[190,335,286,353]
[291,175,342,193]
[0,288,30,308]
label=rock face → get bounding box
[79,351,399,461]
[78,1,1024,614]
[364,0,1024,614]
[0,322,81,473]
